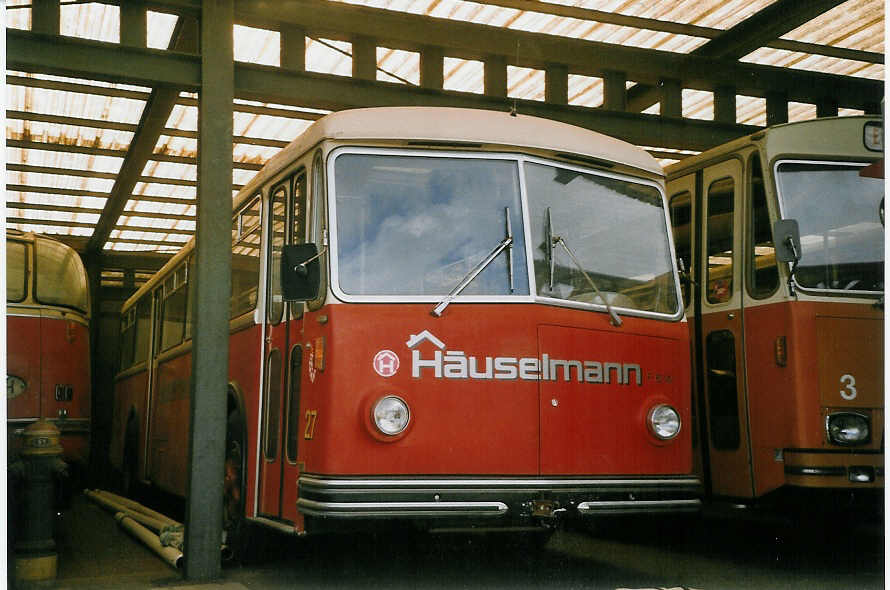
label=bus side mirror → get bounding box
[282,243,321,301]
[772,219,801,263]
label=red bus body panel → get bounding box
[7,314,90,465]
[296,304,691,477]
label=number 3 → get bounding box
[840,374,857,401]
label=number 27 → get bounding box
[304,410,318,439]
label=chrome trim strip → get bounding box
[298,498,509,518]
[577,499,701,513]
[300,475,701,490]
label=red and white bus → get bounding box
[666,116,883,505]
[6,231,91,473]
[111,107,699,547]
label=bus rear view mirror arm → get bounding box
[282,243,323,301]
[772,219,801,296]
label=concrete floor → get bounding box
[8,492,885,590]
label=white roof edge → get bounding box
[240,107,661,198]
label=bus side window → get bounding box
[120,309,136,371]
[231,196,262,319]
[134,295,152,364]
[706,177,735,304]
[669,191,692,308]
[7,240,27,302]
[747,153,779,298]
[160,265,188,351]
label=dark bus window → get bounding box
[706,330,741,450]
[6,241,27,302]
[286,345,303,463]
[232,197,262,319]
[748,154,779,298]
[263,348,282,460]
[706,177,735,304]
[669,191,692,308]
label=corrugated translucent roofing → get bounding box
[5,0,885,256]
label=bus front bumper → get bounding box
[297,475,702,520]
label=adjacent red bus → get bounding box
[6,230,91,473]
[111,107,699,548]
[666,116,883,505]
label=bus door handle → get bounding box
[727,312,736,320]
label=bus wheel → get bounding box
[223,410,247,562]
[120,418,139,499]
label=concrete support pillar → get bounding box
[660,78,682,118]
[602,70,626,111]
[484,55,508,99]
[817,97,839,118]
[120,1,147,48]
[353,35,377,81]
[766,91,789,126]
[32,0,60,35]
[420,46,444,90]
[281,25,306,72]
[714,86,736,124]
[545,64,568,105]
[184,0,233,582]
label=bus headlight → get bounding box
[826,412,870,446]
[647,404,681,440]
[372,395,410,436]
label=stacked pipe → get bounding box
[84,489,183,569]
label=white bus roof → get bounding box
[666,116,882,177]
[244,107,661,195]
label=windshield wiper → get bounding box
[432,207,514,317]
[546,207,623,327]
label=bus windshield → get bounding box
[333,150,679,316]
[775,161,884,293]
[35,238,90,313]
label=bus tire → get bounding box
[224,409,250,563]
[120,417,139,499]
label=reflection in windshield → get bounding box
[35,238,89,313]
[526,162,679,315]
[776,162,884,292]
[334,154,528,296]
[332,151,680,317]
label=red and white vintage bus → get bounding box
[111,107,699,547]
[666,116,883,505]
[6,231,91,472]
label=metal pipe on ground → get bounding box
[84,490,170,532]
[93,489,181,527]
[114,512,183,569]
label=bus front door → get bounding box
[699,159,756,499]
[258,172,307,524]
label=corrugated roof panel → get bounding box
[306,39,353,76]
[737,96,767,126]
[8,85,147,125]
[507,66,546,101]
[8,119,135,152]
[234,25,281,66]
[8,148,124,174]
[443,57,485,93]
[7,170,114,196]
[567,74,603,107]
[377,48,421,85]
[60,2,119,43]
[147,10,179,49]
[682,89,714,121]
